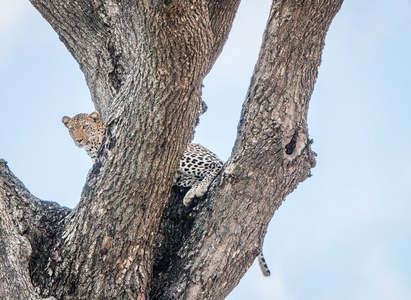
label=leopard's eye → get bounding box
[83,125,89,130]
[69,127,75,132]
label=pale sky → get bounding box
[1,1,411,299]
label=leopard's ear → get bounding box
[89,111,100,121]
[62,116,71,128]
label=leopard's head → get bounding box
[62,111,105,160]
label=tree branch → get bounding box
[3,0,343,298]
[7,0,239,297]
[155,1,343,299]
[29,1,218,298]
[0,159,69,300]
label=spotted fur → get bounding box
[174,143,223,206]
[258,252,271,277]
[62,112,104,162]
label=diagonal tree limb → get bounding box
[154,1,343,299]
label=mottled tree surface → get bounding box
[0,1,343,299]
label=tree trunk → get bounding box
[0,0,343,299]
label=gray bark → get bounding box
[0,0,343,299]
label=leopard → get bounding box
[62,111,270,277]
[61,112,223,206]
[62,111,104,162]
[173,143,224,206]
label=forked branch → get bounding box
[0,0,343,299]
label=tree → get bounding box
[0,0,343,299]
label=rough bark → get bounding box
[153,1,342,298]
[0,159,69,300]
[0,0,343,299]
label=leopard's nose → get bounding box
[76,138,84,144]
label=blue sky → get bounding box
[1,1,411,299]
